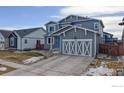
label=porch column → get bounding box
[50,35,53,52]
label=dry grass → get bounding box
[0,64,16,75]
[0,51,43,63]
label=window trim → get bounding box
[47,37,51,45]
[48,24,56,32]
[47,37,54,45]
[24,39,28,44]
[10,37,14,46]
[94,22,99,30]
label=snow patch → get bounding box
[0,67,7,71]
[23,56,44,65]
[84,66,114,76]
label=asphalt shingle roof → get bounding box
[0,30,13,38]
[14,27,46,37]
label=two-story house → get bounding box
[44,15,104,57]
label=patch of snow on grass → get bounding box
[0,67,7,71]
[23,56,44,65]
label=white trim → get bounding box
[47,37,55,45]
[62,39,92,57]
[55,26,99,36]
[63,39,92,41]
[53,25,100,37]
[52,25,72,34]
[63,32,65,37]
[47,37,51,45]
[94,34,96,56]
[85,29,87,35]
[58,27,73,35]
[94,22,99,30]
[74,26,76,32]
[48,24,56,33]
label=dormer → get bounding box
[45,21,57,34]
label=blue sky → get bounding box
[0,6,124,39]
[0,6,64,28]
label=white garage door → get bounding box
[62,39,92,56]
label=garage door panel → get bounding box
[62,39,92,56]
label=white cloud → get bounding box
[0,26,40,30]
[60,6,124,16]
[95,16,124,39]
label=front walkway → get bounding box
[2,55,93,76]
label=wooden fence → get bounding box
[99,43,124,56]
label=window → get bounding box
[107,35,111,38]
[10,37,14,46]
[36,40,40,44]
[47,37,54,45]
[49,26,55,32]
[47,37,51,44]
[94,23,99,29]
[25,39,28,44]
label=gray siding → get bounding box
[46,24,58,34]
[59,15,88,24]
[59,28,96,57]
[73,20,101,31]
[58,20,102,32]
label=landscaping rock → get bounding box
[84,66,114,76]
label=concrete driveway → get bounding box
[3,55,93,76]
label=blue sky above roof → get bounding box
[0,6,64,28]
[0,6,124,39]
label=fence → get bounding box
[99,43,124,56]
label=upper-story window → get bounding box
[49,26,55,32]
[48,25,56,32]
[94,23,99,30]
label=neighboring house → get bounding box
[103,32,118,43]
[0,30,12,50]
[44,15,104,57]
[8,27,46,50]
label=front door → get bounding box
[9,37,17,48]
[55,36,60,48]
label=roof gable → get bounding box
[0,30,13,38]
[58,15,89,23]
[52,25,99,36]
[45,21,57,25]
[58,15,104,28]
[15,27,46,37]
